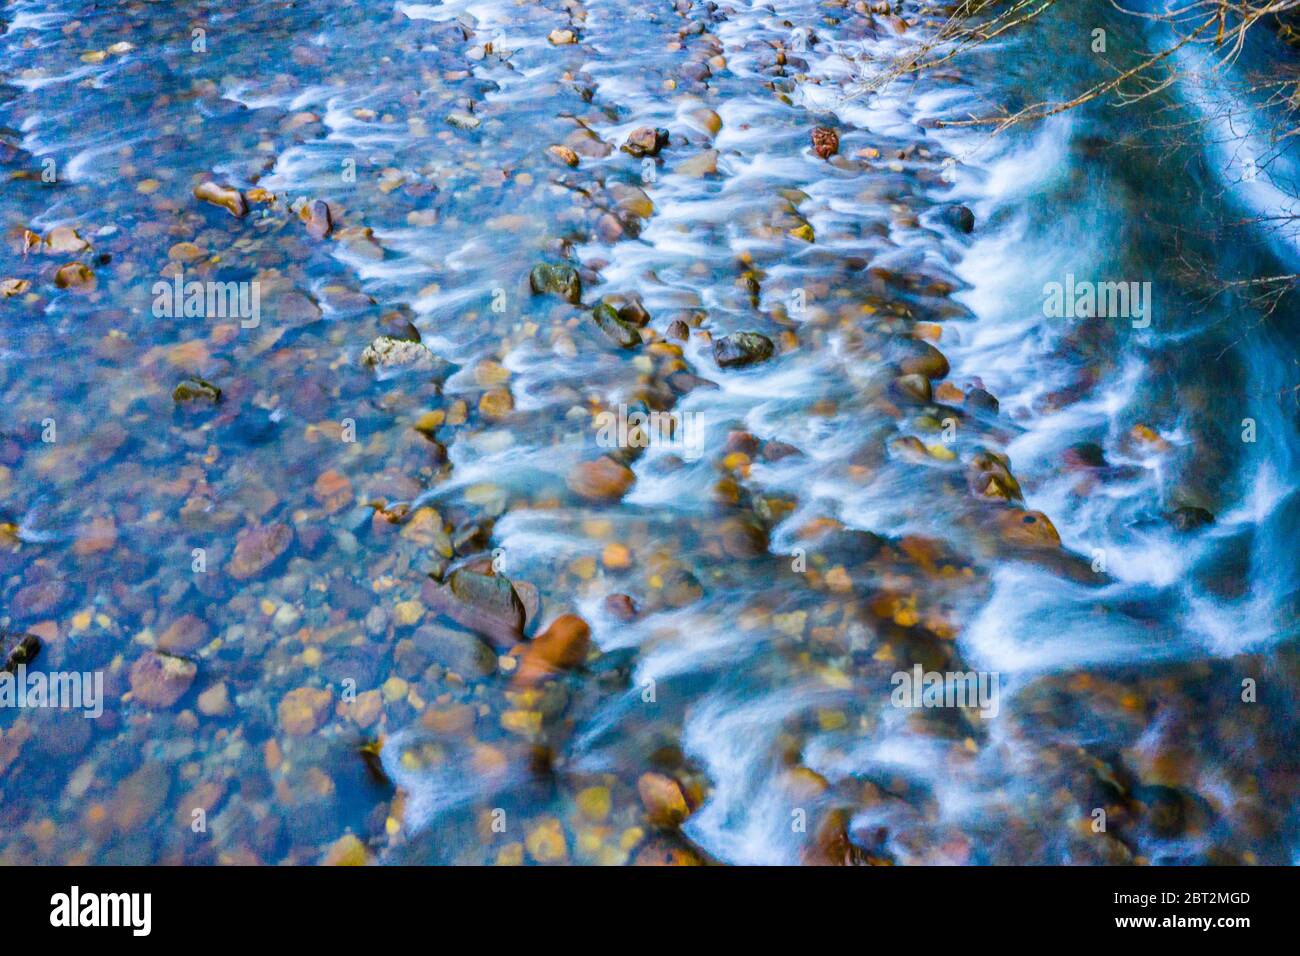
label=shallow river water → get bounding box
[2,0,1299,865]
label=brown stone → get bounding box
[54,262,95,290]
[278,686,333,736]
[690,108,722,136]
[995,509,1061,549]
[421,570,525,649]
[479,387,514,419]
[677,149,719,177]
[892,373,932,403]
[622,126,668,158]
[228,523,293,579]
[637,772,691,828]
[811,126,839,159]
[803,808,866,865]
[546,145,580,168]
[158,614,209,654]
[312,470,353,515]
[567,456,635,501]
[633,838,705,866]
[897,341,950,379]
[513,614,591,686]
[194,181,248,218]
[129,652,197,708]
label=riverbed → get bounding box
[2,0,1298,865]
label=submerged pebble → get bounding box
[567,456,636,501]
[129,652,197,709]
[172,377,221,404]
[193,181,249,218]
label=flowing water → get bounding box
[1,0,1298,865]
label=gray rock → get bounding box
[713,331,775,368]
[449,570,525,631]
[360,336,436,373]
[413,623,496,677]
[939,204,975,234]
